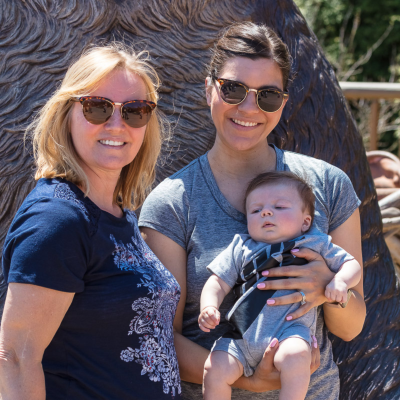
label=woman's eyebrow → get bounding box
[259,85,283,91]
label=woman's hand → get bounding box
[243,336,320,392]
[257,248,334,320]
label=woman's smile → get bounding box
[231,118,260,128]
[98,139,126,147]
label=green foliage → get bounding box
[296,0,400,153]
[296,0,400,82]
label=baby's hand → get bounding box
[198,306,220,333]
[325,277,348,303]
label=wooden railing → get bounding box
[339,82,400,151]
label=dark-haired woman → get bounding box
[139,22,365,399]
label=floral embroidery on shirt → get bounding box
[112,213,181,396]
[54,181,100,235]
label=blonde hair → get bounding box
[29,43,163,210]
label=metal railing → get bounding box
[339,82,400,151]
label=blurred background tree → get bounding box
[296,0,400,153]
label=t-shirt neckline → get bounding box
[199,144,283,224]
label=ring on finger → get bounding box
[299,291,306,305]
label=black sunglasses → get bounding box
[214,78,289,113]
[71,96,156,128]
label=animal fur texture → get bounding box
[0,1,399,398]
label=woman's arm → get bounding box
[0,283,74,400]
[322,209,365,341]
[141,227,319,391]
[258,209,365,342]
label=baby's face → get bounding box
[246,183,312,244]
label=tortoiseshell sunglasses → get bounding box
[214,78,289,113]
[71,96,156,128]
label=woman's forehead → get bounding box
[219,56,284,89]
[91,69,147,99]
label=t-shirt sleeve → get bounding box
[206,235,243,288]
[317,235,355,273]
[325,164,361,232]
[139,179,189,249]
[3,199,90,293]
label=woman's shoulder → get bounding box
[280,148,353,193]
[281,148,348,178]
[143,155,207,205]
[139,155,208,243]
[12,178,100,235]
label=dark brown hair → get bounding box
[208,22,292,90]
[244,171,315,223]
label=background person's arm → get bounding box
[141,227,319,391]
[0,283,74,400]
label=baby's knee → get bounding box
[274,338,311,372]
[204,351,243,385]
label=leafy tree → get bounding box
[296,0,400,152]
[296,0,400,82]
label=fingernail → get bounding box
[270,338,278,347]
[257,283,265,289]
[286,316,293,321]
[267,299,275,305]
[313,337,318,348]
[262,271,269,276]
[291,248,300,253]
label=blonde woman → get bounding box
[0,45,182,399]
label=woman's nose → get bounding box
[237,92,259,113]
[105,106,125,130]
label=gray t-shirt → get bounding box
[139,146,361,400]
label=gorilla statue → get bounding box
[0,1,399,398]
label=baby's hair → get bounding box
[244,171,315,223]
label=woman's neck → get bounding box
[79,165,123,218]
[207,138,276,214]
[208,138,276,181]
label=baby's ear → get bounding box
[301,215,312,232]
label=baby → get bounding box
[199,171,361,400]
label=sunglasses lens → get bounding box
[81,98,113,124]
[258,90,284,112]
[220,81,247,105]
[122,102,154,128]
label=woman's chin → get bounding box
[225,139,267,153]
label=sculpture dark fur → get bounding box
[0,1,399,398]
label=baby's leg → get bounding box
[203,350,244,400]
[274,338,311,400]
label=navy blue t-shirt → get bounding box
[2,178,182,399]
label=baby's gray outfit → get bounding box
[208,233,353,377]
